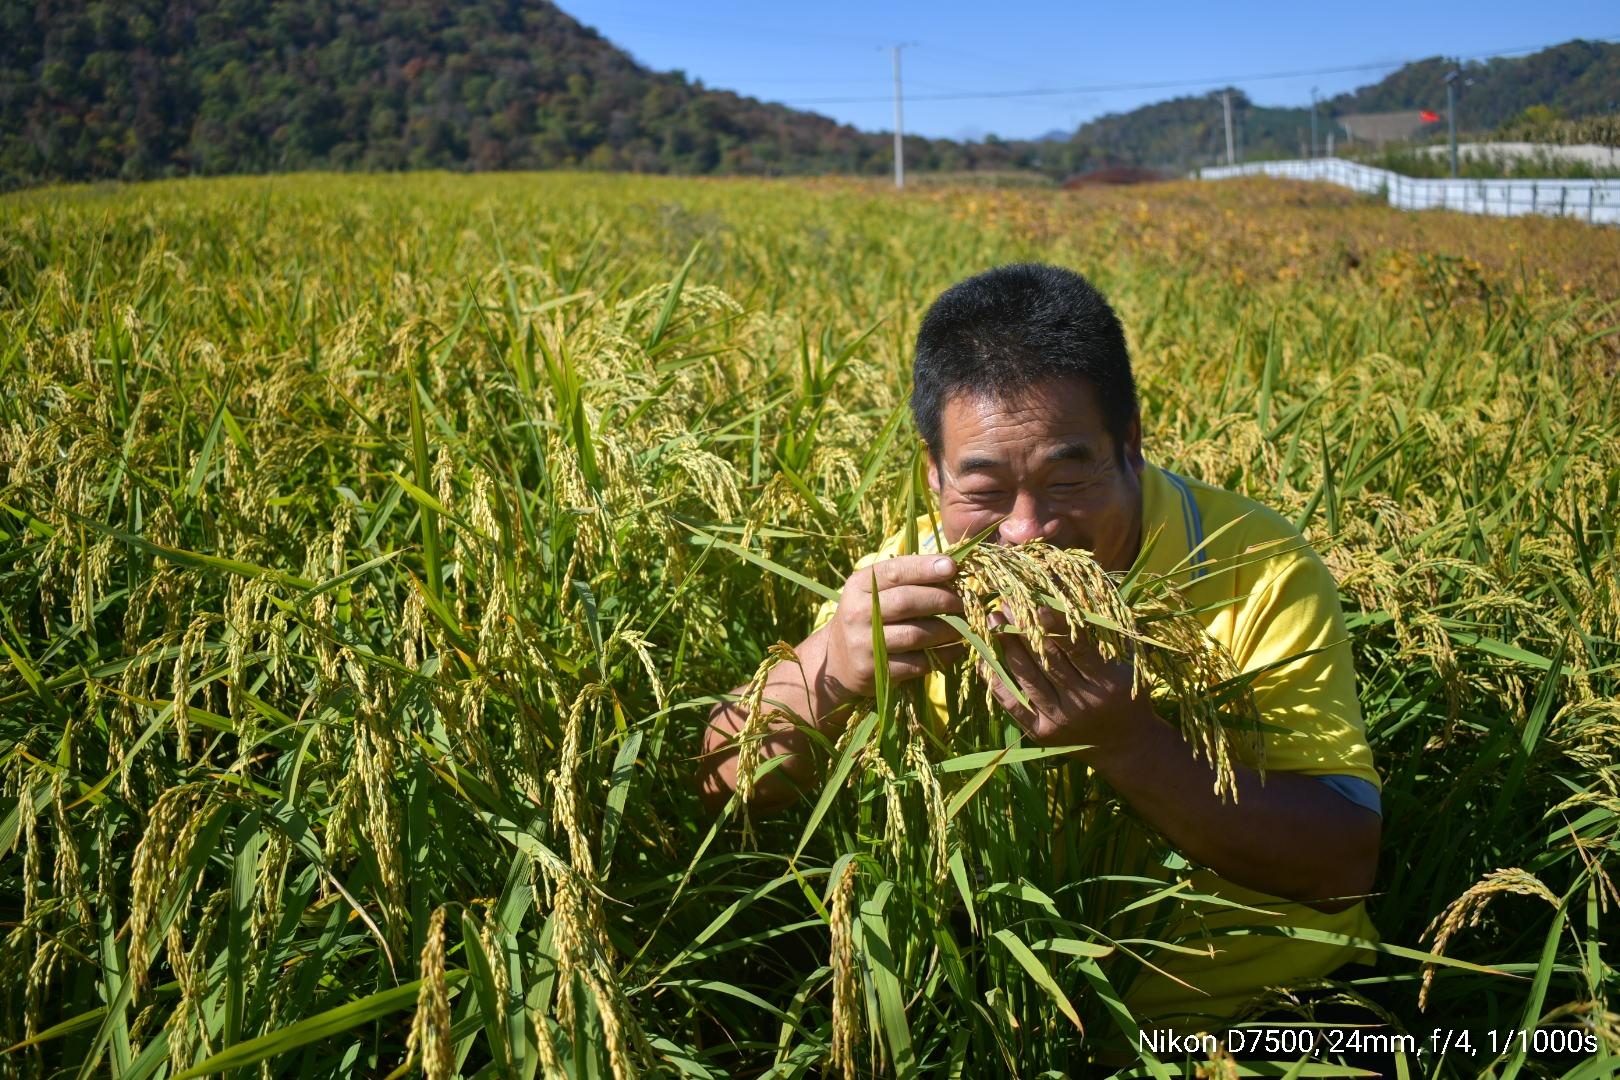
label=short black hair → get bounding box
[910,263,1137,460]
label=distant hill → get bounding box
[1,3,1614,188]
[1060,40,1620,169]
[0,0,1074,188]
[1064,93,1309,173]
[1326,41,1620,130]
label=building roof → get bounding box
[1339,111,1439,146]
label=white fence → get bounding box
[1198,158,1620,225]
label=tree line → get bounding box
[2,1,1614,190]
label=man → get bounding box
[697,263,1381,1032]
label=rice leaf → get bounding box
[169,976,464,1080]
[991,928,1083,1032]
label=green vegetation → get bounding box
[1344,144,1620,180]
[1070,41,1620,171]
[1,172,1617,1077]
[0,0,1083,190]
[1058,91,1311,174]
[5,0,1618,188]
[1333,106,1620,180]
[1330,41,1620,132]
[1496,107,1620,148]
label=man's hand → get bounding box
[982,607,1151,757]
[983,606,1380,912]
[821,554,967,705]
[698,553,966,815]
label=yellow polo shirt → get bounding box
[812,461,1380,1029]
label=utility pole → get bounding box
[1444,67,1460,178]
[1310,86,1319,159]
[889,44,914,188]
[1221,90,1235,166]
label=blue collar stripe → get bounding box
[1162,468,1209,580]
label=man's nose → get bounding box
[997,491,1059,546]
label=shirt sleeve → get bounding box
[1314,774,1382,816]
[1226,545,1381,789]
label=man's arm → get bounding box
[988,610,1379,913]
[1090,704,1380,912]
[697,624,850,815]
[697,554,964,815]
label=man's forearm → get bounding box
[697,626,856,814]
[1091,703,1381,912]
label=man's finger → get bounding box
[883,617,964,653]
[1047,627,1110,672]
[868,585,965,622]
[836,585,961,629]
[980,657,1041,731]
[1040,636,1094,693]
[1035,606,1072,636]
[865,554,957,592]
[888,640,969,685]
[1000,637,1060,718]
[886,650,944,684]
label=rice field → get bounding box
[1,172,1617,1078]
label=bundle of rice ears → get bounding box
[949,536,1263,800]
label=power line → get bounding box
[908,42,1035,74]
[781,34,1620,106]
[779,58,1398,104]
[691,76,893,85]
[886,74,1100,111]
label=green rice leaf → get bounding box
[169,976,465,1080]
[991,928,1083,1032]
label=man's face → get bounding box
[926,376,1145,572]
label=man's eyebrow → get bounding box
[953,444,1094,475]
[1047,442,1095,463]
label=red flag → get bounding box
[1419,110,1441,123]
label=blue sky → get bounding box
[562,1,1620,141]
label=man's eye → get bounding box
[961,489,1006,501]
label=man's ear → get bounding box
[1123,414,1145,474]
[926,451,942,492]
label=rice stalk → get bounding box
[405,906,453,1080]
[953,539,1261,799]
[828,859,862,1080]
[1,170,1613,1079]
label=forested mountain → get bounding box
[0,0,1615,189]
[1065,93,1310,174]
[0,0,1088,188]
[1063,41,1620,170]
[1326,40,1620,130]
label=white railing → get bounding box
[1197,158,1620,225]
